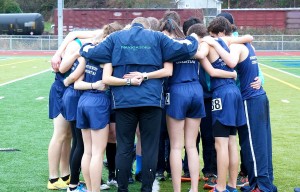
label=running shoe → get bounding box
[101,179,110,190]
[64,175,71,185]
[67,184,87,192]
[100,183,110,190]
[226,185,238,192]
[237,172,249,187]
[203,174,217,190]
[77,183,87,192]
[107,178,118,187]
[209,187,229,192]
[47,178,68,190]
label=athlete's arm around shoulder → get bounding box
[194,42,209,60]
[51,30,102,71]
[79,34,114,64]
[201,36,241,68]
[59,41,81,73]
[64,57,86,87]
[160,33,199,62]
[224,34,253,45]
[199,57,237,79]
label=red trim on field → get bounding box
[256,51,300,56]
[0,50,55,56]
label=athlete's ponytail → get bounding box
[160,18,185,39]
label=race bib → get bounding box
[165,93,170,105]
[212,98,222,111]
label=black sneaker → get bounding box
[155,172,166,181]
[135,172,142,182]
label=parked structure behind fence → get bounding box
[0,35,300,51]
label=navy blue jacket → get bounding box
[80,23,198,109]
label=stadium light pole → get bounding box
[57,0,64,47]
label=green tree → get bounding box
[0,0,22,13]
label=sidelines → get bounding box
[0,69,51,87]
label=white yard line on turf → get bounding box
[259,63,300,79]
[0,69,51,87]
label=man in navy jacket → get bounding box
[80,17,198,192]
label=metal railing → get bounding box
[0,35,59,51]
[0,35,300,51]
[252,35,300,51]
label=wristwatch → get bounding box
[126,78,131,86]
[142,72,148,81]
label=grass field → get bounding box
[0,55,299,192]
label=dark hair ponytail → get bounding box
[160,19,185,39]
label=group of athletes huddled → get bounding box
[47,10,276,192]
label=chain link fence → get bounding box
[0,35,300,51]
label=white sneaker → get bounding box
[152,179,160,192]
[100,183,110,190]
[107,179,118,187]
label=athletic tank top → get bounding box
[83,60,104,93]
[237,43,266,100]
[210,38,235,90]
[168,58,199,85]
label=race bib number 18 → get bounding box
[212,98,222,111]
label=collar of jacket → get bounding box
[131,23,144,29]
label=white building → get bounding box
[177,0,222,13]
[176,0,223,25]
